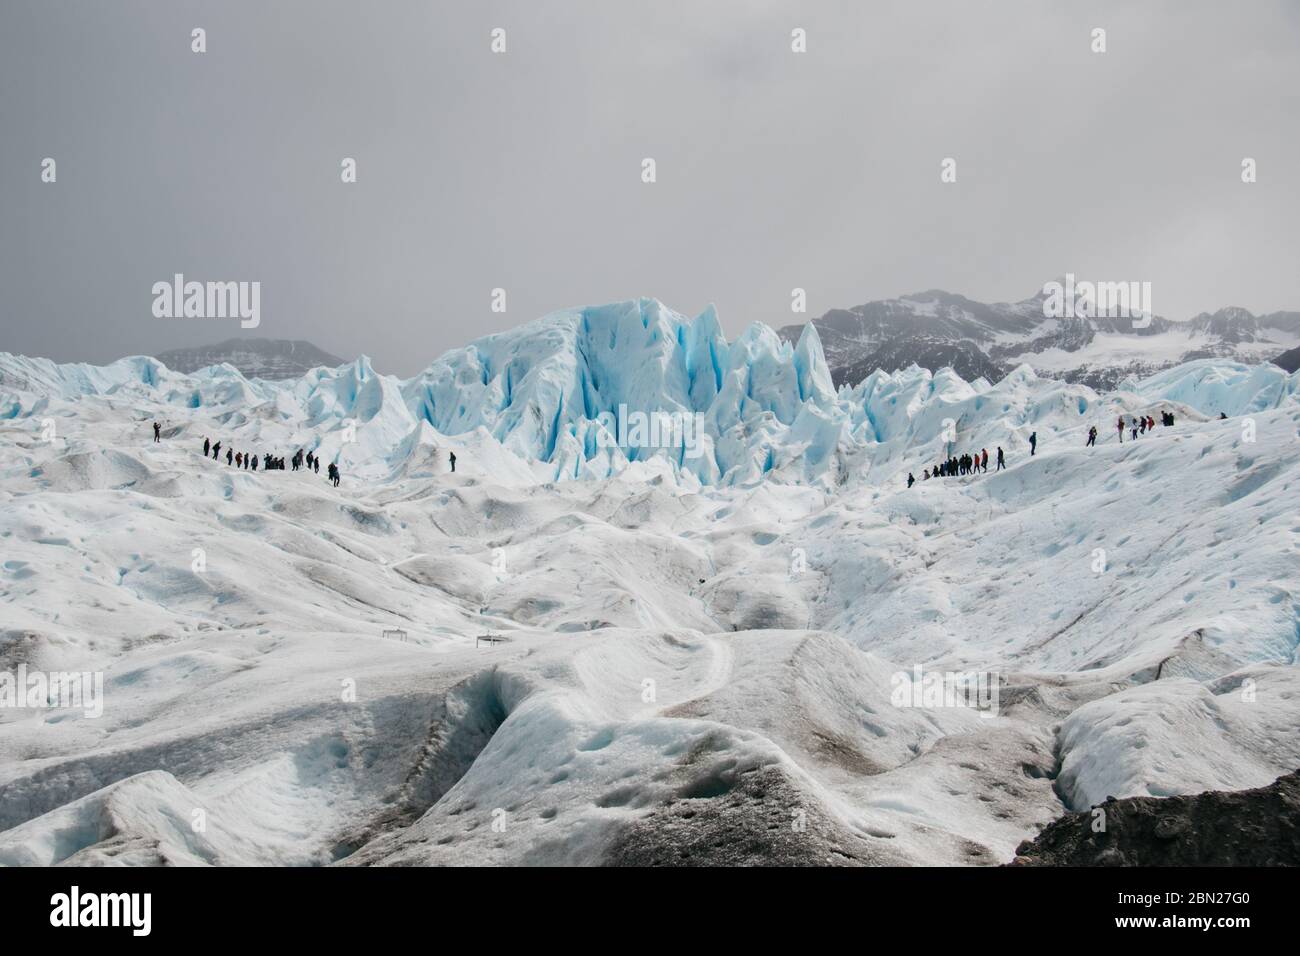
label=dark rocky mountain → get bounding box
[1272,344,1300,373]
[1009,769,1300,866]
[778,288,1300,392]
[154,338,344,379]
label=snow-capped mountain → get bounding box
[153,338,344,380]
[777,288,1300,391]
[2,300,1298,867]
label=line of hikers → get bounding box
[908,446,1006,486]
[906,410,1190,486]
[1108,411,1175,444]
[201,436,341,486]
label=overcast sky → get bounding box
[2,0,1298,376]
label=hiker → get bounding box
[449,451,457,474]
[923,468,930,480]
[981,448,989,472]
[226,447,233,466]
[995,447,1005,471]
[314,458,319,474]
[1130,418,1138,441]
[1116,415,1125,443]
[907,472,915,488]
[235,452,243,468]
[1029,431,1037,456]
[153,421,161,443]
[212,441,222,460]
[203,437,210,457]
[251,454,257,471]
[1086,426,1097,447]
[1219,412,1227,420]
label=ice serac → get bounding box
[793,321,836,408]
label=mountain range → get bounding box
[777,286,1300,390]
[153,338,343,379]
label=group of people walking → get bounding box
[154,422,459,489]
[200,435,341,486]
[908,444,1009,487]
[907,410,1188,487]
[1113,411,1174,443]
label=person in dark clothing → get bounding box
[907,472,915,488]
[1086,426,1097,447]
[1219,412,1228,420]
[226,448,233,465]
[212,441,221,460]
[1029,432,1037,456]
[1130,418,1138,441]
[995,447,1005,471]
[981,449,989,472]
[235,452,242,468]
[449,451,457,473]
[153,422,161,443]
[251,454,257,471]
[314,458,319,474]
[1117,416,1125,443]
[203,437,210,457]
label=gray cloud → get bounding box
[2,0,1297,375]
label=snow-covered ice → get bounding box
[1,299,1297,866]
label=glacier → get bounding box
[4,297,1297,490]
[0,298,1297,866]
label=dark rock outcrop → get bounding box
[1008,769,1300,866]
